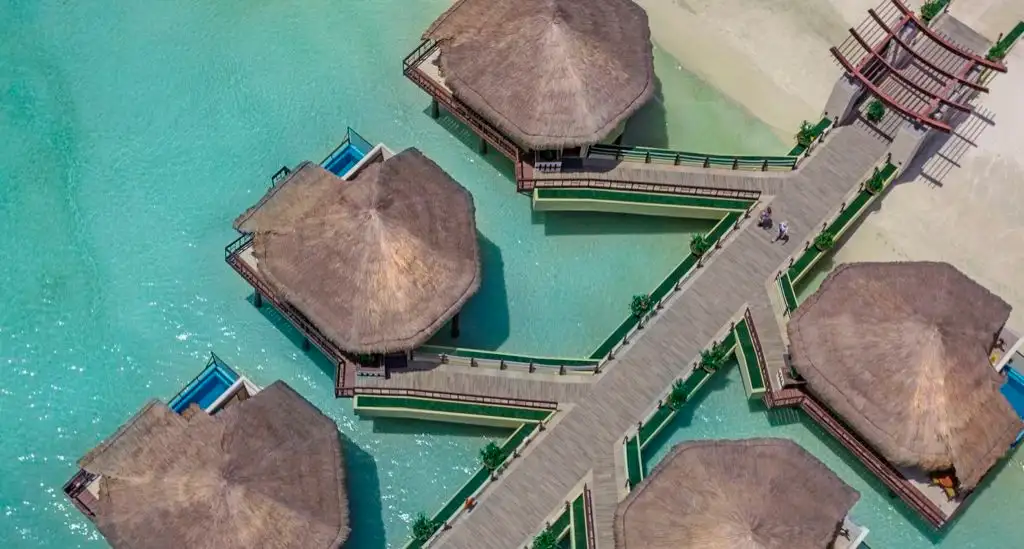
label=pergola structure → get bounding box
[831,0,1006,132]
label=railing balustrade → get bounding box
[352,386,558,410]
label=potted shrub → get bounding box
[532,528,559,549]
[919,0,945,24]
[795,120,815,148]
[690,233,712,257]
[700,341,729,373]
[987,41,1009,61]
[480,442,506,474]
[411,513,439,543]
[814,232,836,251]
[866,100,886,123]
[630,294,653,320]
[667,379,688,410]
[865,167,885,195]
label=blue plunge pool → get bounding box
[168,356,240,413]
[322,127,373,177]
[1001,362,1024,447]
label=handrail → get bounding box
[587,143,798,171]
[62,469,98,518]
[525,177,761,201]
[583,485,597,549]
[167,352,239,408]
[225,232,253,258]
[743,309,774,405]
[889,0,1007,72]
[352,386,559,410]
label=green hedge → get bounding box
[356,395,552,421]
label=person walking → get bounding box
[759,207,773,229]
[775,221,789,242]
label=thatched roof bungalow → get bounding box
[417,0,654,161]
[789,261,1022,491]
[232,148,480,358]
[615,439,859,548]
[70,381,349,549]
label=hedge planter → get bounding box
[667,379,688,410]
[814,232,836,252]
[865,167,885,195]
[919,0,946,24]
[795,120,815,148]
[532,528,559,549]
[866,100,886,123]
[700,340,730,373]
[690,233,712,257]
[630,294,653,321]
[411,513,440,543]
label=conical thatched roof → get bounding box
[789,261,1021,490]
[424,0,654,151]
[78,381,349,549]
[235,148,480,354]
[615,439,858,548]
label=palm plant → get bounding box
[866,100,886,123]
[411,513,439,543]
[667,379,688,410]
[700,341,730,373]
[814,232,836,251]
[690,233,712,257]
[532,528,559,549]
[865,167,885,194]
[630,294,653,319]
[480,441,506,472]
[795,120,815,147]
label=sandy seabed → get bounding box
[642,0,1024,328]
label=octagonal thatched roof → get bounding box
[235,148,480,354]
[424,0,655,151]
[788,261,1021,490]
[78,381,349,549]
[615,438,858,548]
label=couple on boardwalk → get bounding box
[758,207,789,243]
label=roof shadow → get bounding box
[249,295,340,384]
[421,104,517,179]
[533,209,715,237]
[342,435,387,549]
[618,75,668,149]
[427,232,510,351]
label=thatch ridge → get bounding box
[788,261,1021,490]
[236,148,481,354]
[78,381,349,549]
[424,0,655,150]
[614,438,858,548]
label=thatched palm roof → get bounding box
[78,381,348,549]
[788,261,1022,490]
[615,439,858,548]
[235,148,480,354]
[424,0,655,151]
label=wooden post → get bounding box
[477,137,488,155]
[429,99,440,119]
[302,338,311,351]
[451,313,461,338]
[253,292,263,308]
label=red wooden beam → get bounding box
[849,27,973,114]
[888,0,1007,72]
[831,46,952,132]
[925,58,979,120]
[854,12,910,73]
[868,9,988,92]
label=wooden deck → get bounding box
[433,125,890,548]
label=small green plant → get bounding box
[630,294,653,319]
[532,528,559,549]
[865,167,885,194]
[866,100,886,123]
[667,379,688,410]
[814,232,836,251]
[700,340,730,372]
[795,120,815,147]
[480,442,506,472]
[987,41,1010,61]
[411,513,440,543]
[919,0,945,24]
[690,233,712,257]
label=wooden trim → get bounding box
[888,0,1006,72]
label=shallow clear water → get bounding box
[644,361,1024,549]
[0,0,790,547]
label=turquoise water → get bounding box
[0,0,789,547]
[644,361,1024,549]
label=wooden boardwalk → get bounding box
[357,366,593,404]
[434,124,890,548]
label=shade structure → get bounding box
[615,439,858,548]
[788,261,1022,490]
[236,148,480,354]
[78,381,348,549]
[424,0,654,151]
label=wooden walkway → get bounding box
[357,366,593,404]
[435,124,890,548]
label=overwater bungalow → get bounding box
[615,438,865,548]
[405,0,654,173]
[788,261,1023,525]
[227,147,480,395]
[63,379,349,549]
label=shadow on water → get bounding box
[423,105,516,178]
[364,416,511,439]
[532,209,715,237]
[342,435,387,549]
[250,294,339,383]
[427,232,510,351]
[618,75,669,149]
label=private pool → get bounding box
[167,354,241,413]
[322,127,373,178]
[1001,361,1024,447]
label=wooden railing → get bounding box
[520,176,762,201]
[352,386,558,410]
[402,39,523,162]
[583,485,597,549]
[743,308,777,407]
[587,143,798,171]
[62,469,98,518]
